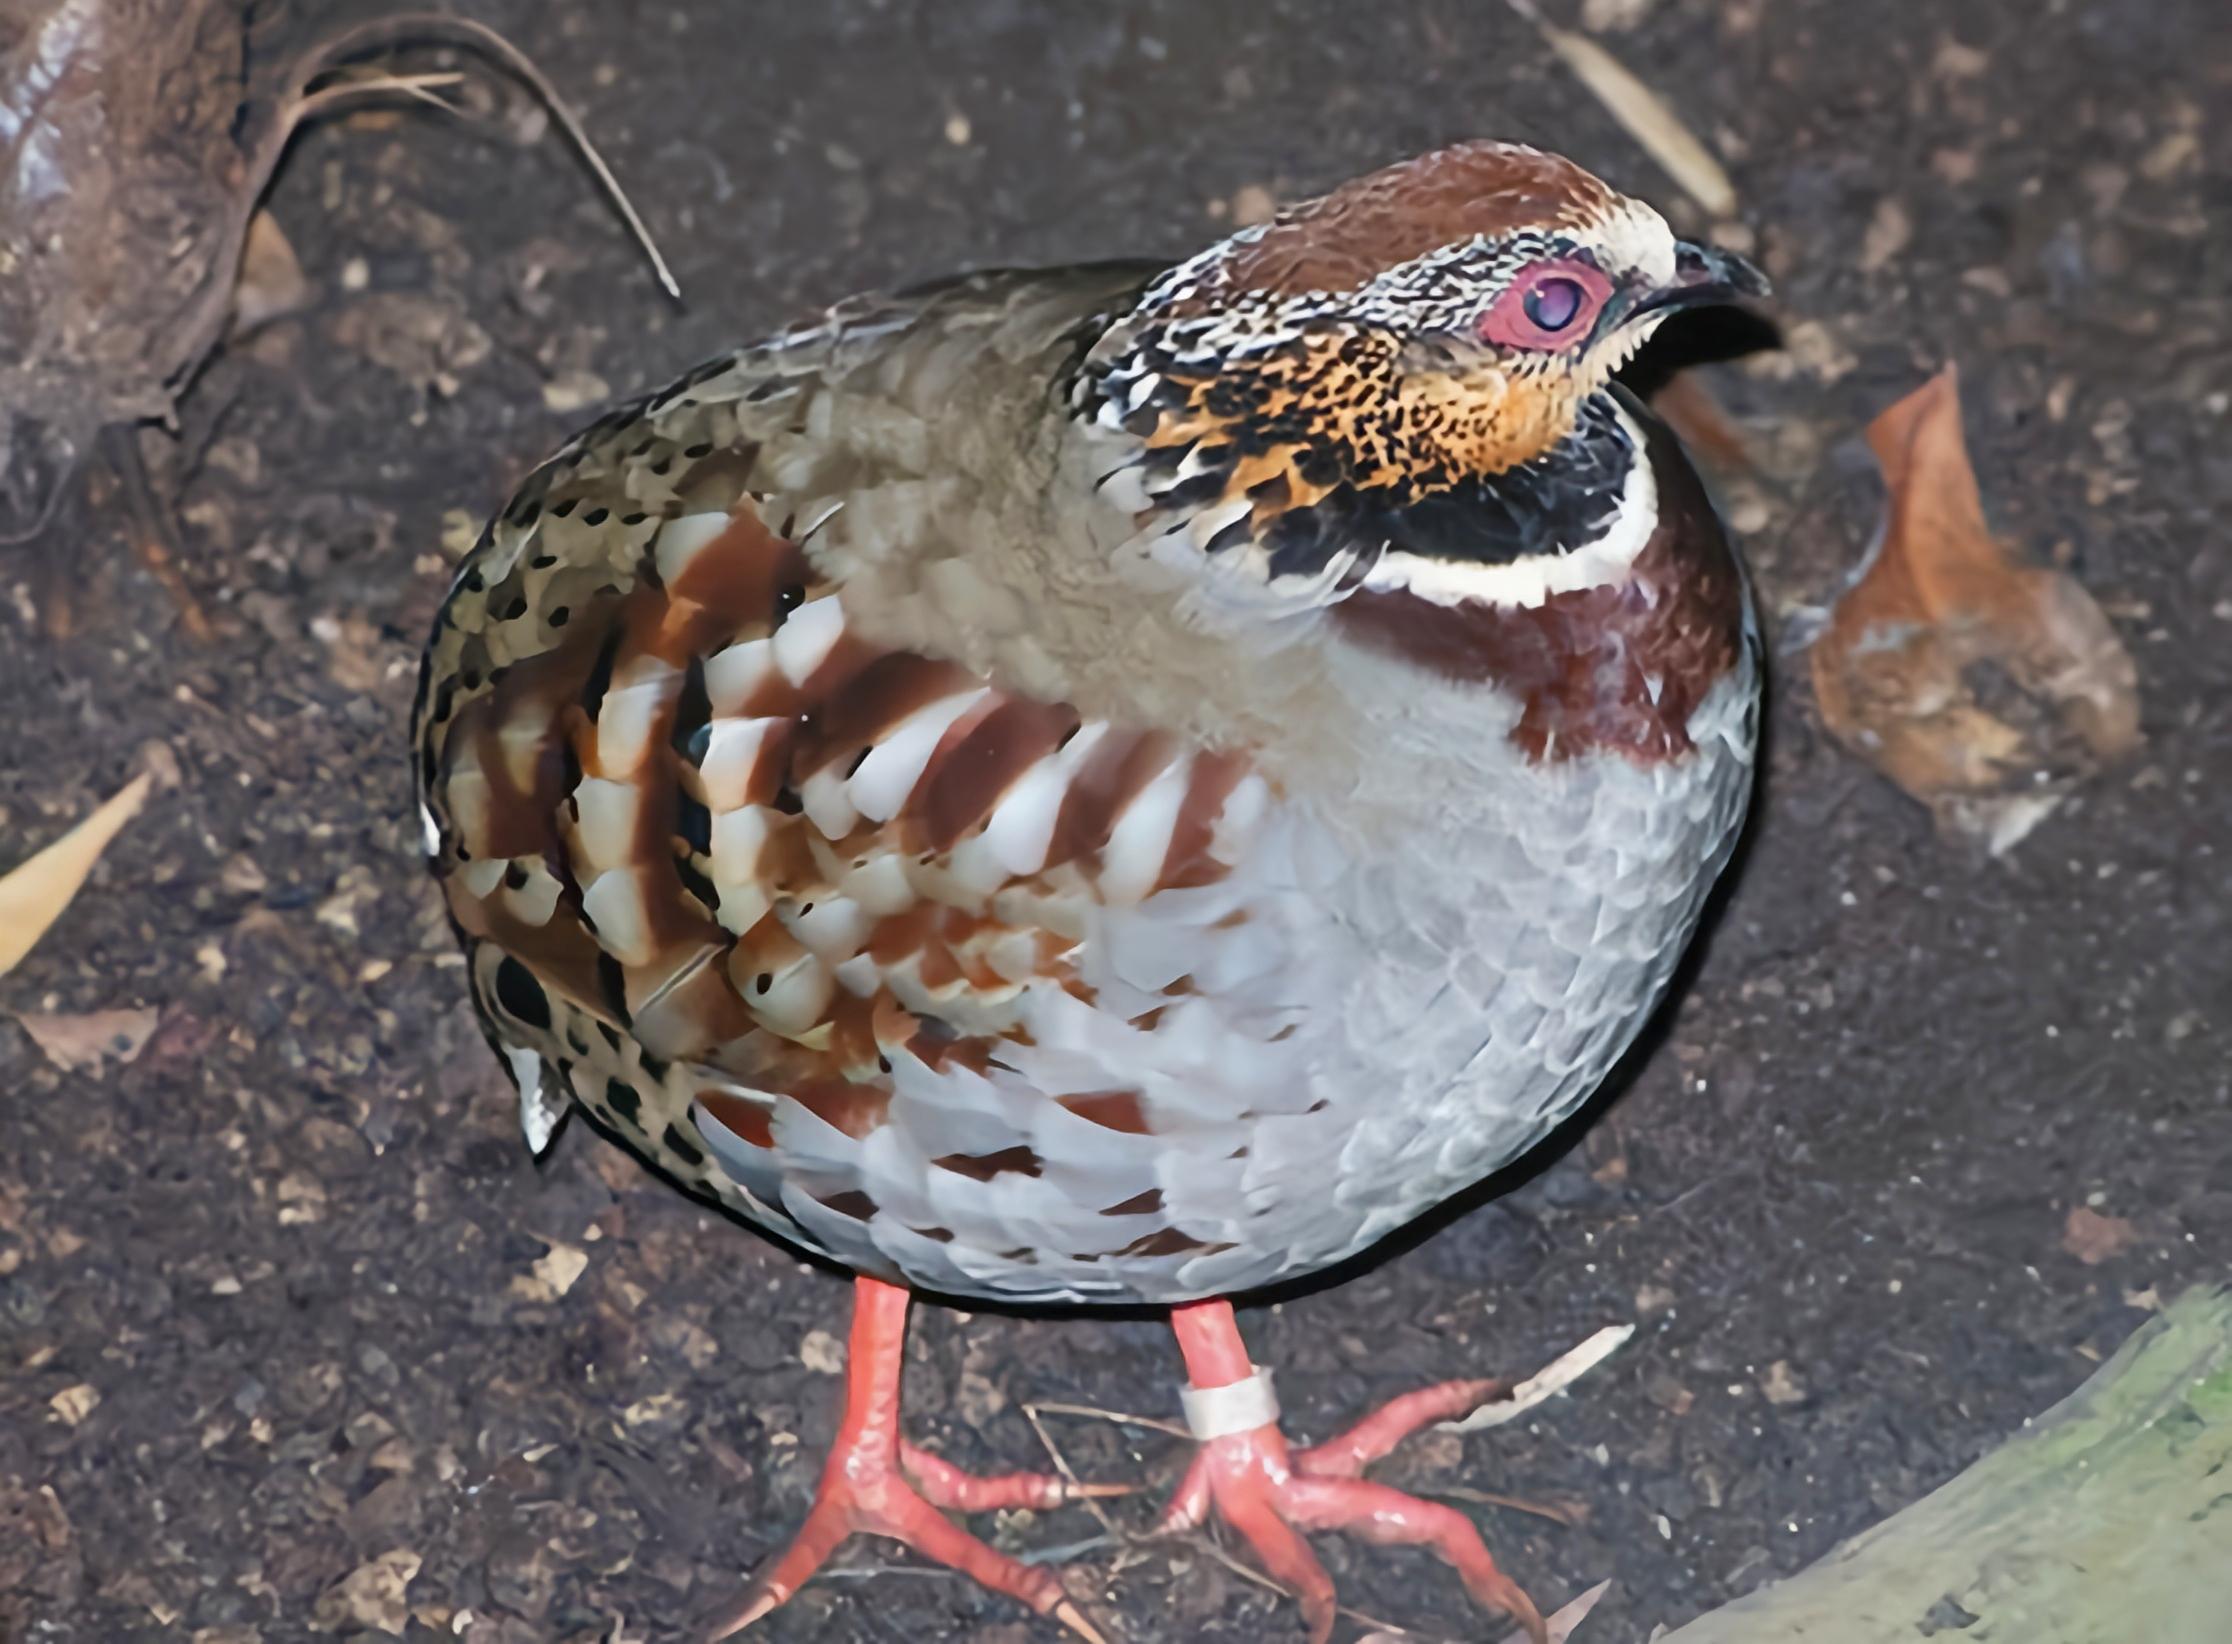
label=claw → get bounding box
[708,1278,1116,1638]
[1166,1299,1549,1644]
[1051,1598,1113,1644]
[700,1588,777,1642]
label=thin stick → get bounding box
[1017,1533,1122,1569]
[1025,1400,1193,1441]
[1185,1532,1422,1640]
[286,70,468,126]
[1426,1484,1585,1526]
[247,13,680,307]
[813,1565,965,1583]
[1019,1402,1125,1545]
[1502,0,1739,218]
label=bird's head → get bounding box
[1085,140,1766,608]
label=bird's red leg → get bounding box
[703,1276,1118,1642]
[1160,1300,1547,1644]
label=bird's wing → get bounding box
[415,261,1341,1304]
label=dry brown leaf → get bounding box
[2062,1205,2139,1266]
[509,1240,588,1302]
[230,209,314,332]
[1810,368,2140,848]
[1507,0,1737,215]
[1440,1324,1633,1433]
[0,773,153,977]
[14,1007,162,1073]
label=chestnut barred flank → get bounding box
[423,451,1281,1296]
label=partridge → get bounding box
[414,139,1766,1642]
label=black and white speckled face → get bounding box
[1103,159,1681,464]
[1078,141,1764,613]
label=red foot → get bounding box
[702,1278,1118,1643]
[1162,1303,1547,1644]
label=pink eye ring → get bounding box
[1476,261,1613,351]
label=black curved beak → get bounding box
[1632,239,1772,320]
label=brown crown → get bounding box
[1198,141,1621,305]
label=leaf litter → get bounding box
[0,772,153,977]
[14,1007,162,1073]
[2062,1205,2139,1267]
[1810,367,2140,852]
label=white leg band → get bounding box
[1180,1366,1279,1440]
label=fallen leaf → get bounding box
[1810,368,2140,848]
[510,1240,588,1302]
[231,209,314,332]
[14,1007,161,1072]
[49,1384,100,1427]
[1489,1578,1611,1644]
[0,773,152,976]
[2062,1204,2138,1266]
[313,1548,420,1635]
[1507,0,1736,215]
[1441,1324,1634,1434]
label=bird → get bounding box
[412,138,1766,1644]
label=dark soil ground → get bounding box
[4,2,2228,1641]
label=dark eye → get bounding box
[1522,276,1585,332]
[1475,260,1612,352]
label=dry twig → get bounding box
[1503,0,1739,216]
[255,15,679,302]
[0,772,154,977]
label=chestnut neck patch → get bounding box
[1333,402,1747,765]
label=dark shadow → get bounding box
[1619,302,1785,401]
